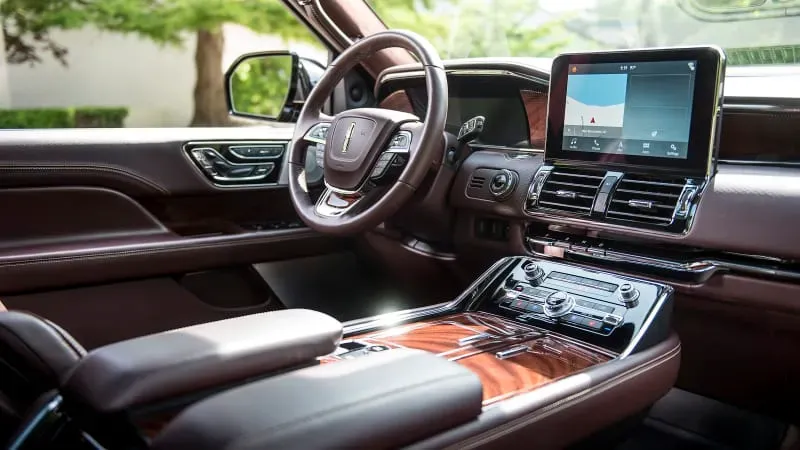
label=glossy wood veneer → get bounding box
[323,312,612,405]
[520,90,548,149]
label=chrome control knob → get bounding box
[618,283,640,307]
[544,291,574,317]
[489,169,517,200]
[523,262,545,286]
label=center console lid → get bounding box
[62,309,342,413]
[152,348,483,450]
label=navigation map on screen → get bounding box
[562,60,697,159]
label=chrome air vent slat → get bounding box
[534,167,604,216]
[606,174,687,226]
[540,190,595,200]
[614,188,680,199]
[539,201,592,211]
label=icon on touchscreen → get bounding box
[688,62,696,71]
[570,138,578,145]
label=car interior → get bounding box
[1,1,799,449]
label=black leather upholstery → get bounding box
[0,311,85,438]
[151,348,484,450]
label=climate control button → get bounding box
[544,291,575,318]
[522,262,546,286]
[618,283,640,307]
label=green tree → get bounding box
[370,0,569,58]
[2,0,320,126]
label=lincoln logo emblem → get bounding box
[342,122,356,153]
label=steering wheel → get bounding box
[288,30,447,235]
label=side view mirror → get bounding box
[225,51,302,122]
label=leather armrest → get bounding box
[152,349,484,450]
[62,309,342,413]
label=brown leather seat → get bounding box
[0,311,85,440]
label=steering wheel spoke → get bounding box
[302,121,332,145]
[314,188,363,218]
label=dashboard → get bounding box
[378,70,548,150]
[374,53,800,285]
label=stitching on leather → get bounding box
[31,313,85,358]
[452,343,682,449]
[0,164,168,194]
[0,230,319,268]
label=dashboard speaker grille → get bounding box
[537,167,604,215]
[606,174,686,225]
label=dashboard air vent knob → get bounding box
[523,262,545,286]
[618,283,640,307]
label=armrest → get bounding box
[62,309,342,413]
[152,349,484,450]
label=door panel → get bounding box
[2,272,281,349]
[0,126,346,342]
[0,127,294,196]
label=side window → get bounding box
[0,0,326,129]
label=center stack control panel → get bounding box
[480,258,674,353]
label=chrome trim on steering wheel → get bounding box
[324,180,360,196]
[303,122,332,145]
[315,189,362,217]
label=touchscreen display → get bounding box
[562,61,697,159]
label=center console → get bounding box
[322,256,673,407]
[151,255,681,450]
[484,258,670,354]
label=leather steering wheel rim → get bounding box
[288,30,447,236]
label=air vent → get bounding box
[536,167,604,215]
[469,174,486,189]
[606,174,687,226]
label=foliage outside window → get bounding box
[370,0,800,65]
[0,107,128,128]
[229,55,293,119]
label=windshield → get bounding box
[370,0,800,66]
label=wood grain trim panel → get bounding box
[521,90,548,149]
[323,312,611,406]
[378,90,415,114]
